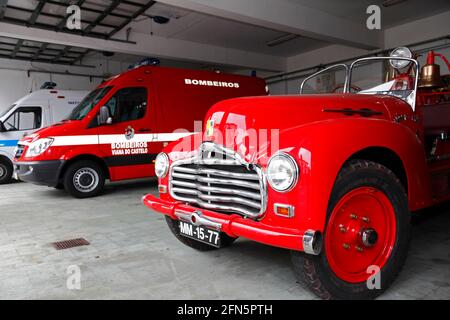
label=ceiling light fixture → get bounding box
[266,34,300,47]
[151,15,170,24]
[382,0,408,7]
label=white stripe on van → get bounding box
[52,135,98,146]
[51,132,195,147]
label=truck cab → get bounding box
[0,89,88,184]
[143,47,450,299]
[14,65,267,198]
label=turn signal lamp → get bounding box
[158,185,167,194]
[274,204,295,218]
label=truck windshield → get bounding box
[300,57,418,109]
[67,86,112,120]
[300,65,348,94]
[351,58,417,108]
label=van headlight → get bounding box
[267,152,299,192]
[25,138,54,157]
[155,153,169,178]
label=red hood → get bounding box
[20,120,82,143]
[200,94,412,163]
[205,94,408,130]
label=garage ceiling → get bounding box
[132,0,450,56]
[0,35,92,66]
[131,2,329,57]
[1,0,156,39]
[0,0,157,67]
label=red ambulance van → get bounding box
[14,65,267,198]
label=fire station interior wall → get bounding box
[268,45,450,95]
[0,57,132,116]
[268,11,450,95]
[0,69,101,111]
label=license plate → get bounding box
[178,220,221,248]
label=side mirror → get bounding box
[98,106,112,125]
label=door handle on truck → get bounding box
[138,128,151,133]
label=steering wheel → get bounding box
[332,84,362,93]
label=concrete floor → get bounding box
[0,179,449,300]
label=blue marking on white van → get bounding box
[0,140,19,147]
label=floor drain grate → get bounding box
[52,238,90,250]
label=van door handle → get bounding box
[139,128,151,133]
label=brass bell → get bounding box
[419,51,444,88]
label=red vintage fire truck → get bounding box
[14,64,267,198]
[143,47,450,299]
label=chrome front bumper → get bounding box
[143,193,322,254]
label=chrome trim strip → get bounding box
[196,176,260,190]
[169,142,268,219]
[174,166,259,180]
[173,194,261,217]
[172,188,262,209]
[173,184,262,200]
[171,176,260,190]
[200,142,249,168]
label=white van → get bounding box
[0,89,88,184]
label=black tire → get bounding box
[54,183,64,190]
[291,160,411,300]
[165,216,237,251]
[0,157,13,185]
[63,160,105,198]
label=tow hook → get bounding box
[175,210,222,231]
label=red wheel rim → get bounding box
[325,187,397,283]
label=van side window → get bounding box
[4,107,42,131]
[105,87,147,123]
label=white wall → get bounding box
[384,11,450,49]
[268,11,450,95]
[0,53,151,115]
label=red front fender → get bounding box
[278,117,431,234]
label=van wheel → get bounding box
[63,160,105,198]
[0,158,13,185]
[291,160,411,300]
[165,216,237,251]
[54,183,64,190]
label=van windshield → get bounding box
[0,104,16,119]
[67,86,112,120]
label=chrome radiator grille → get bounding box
[169,144,266,218]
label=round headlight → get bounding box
[267,153,299,192]
[390,47,413,69]
[155,153,169,178]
